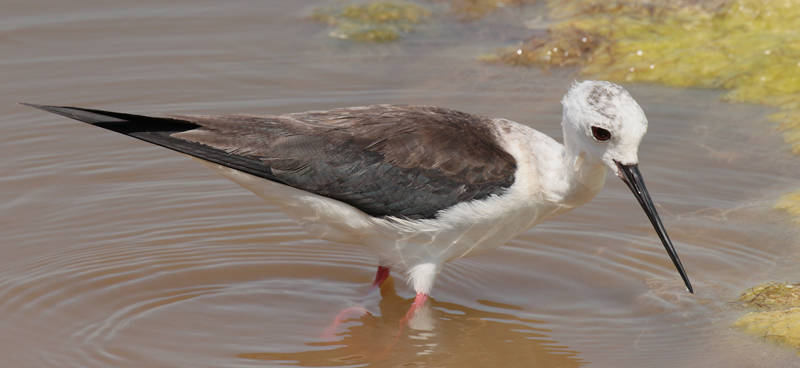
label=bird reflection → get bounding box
[238,277,584,367]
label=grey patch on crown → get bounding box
[586,82,626,121]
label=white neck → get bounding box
[558,134,607,208]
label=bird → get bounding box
[23,80,693,319]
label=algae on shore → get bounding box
[739,283,800,310]
[309,1,431,42]
[309,0,542,42]
[438,0,538,21]
[774,190,800,224]
[733,283,800,348]
[733,308,800,348]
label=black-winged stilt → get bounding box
[23,80,693,319]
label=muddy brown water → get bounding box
[3,1,800,367]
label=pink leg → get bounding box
[409,293,428,311]
[322,304,369,339]
[378,292,430,353]
[322,266,392,339]
[399,292,429,326]
[367,266,391,295]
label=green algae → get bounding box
[772,110,800,155]
[733,308,800,348]
[309,1,431,42]
[309,0,542,43]
[733,282,800,348]
[439,0,538,21]
[739,282,800,310]
[493,0,800,153]
[775,189,800,223]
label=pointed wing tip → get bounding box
[19,103,66,114]
[19,102,43,109]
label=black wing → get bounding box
[24,104,517,219]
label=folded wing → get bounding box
[25,104,517,219]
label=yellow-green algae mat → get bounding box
[440,0,537,21]
[308,0,537,42]
[488,0,800,218]
[734,283,800,349]
[309,1,430,42]
[776,191,800,225]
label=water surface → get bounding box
[3,1,800,367]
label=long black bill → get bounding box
[615,161,693,293]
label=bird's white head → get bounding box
[561,80,648,177]
[559,81,694,293]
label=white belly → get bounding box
[191,158,573,274]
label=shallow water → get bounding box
[3,1,800,367]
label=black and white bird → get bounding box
[24,80,692,317]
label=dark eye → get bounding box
[592,126,611,141]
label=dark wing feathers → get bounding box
[22,103,282,183]
[26,104,517,219]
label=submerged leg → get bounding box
[322,266,393,338]
[396,263,438,328]
[381,292,432,353]
[367,266,391,295]
[400,292,429,323]
[324,262,440,338]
